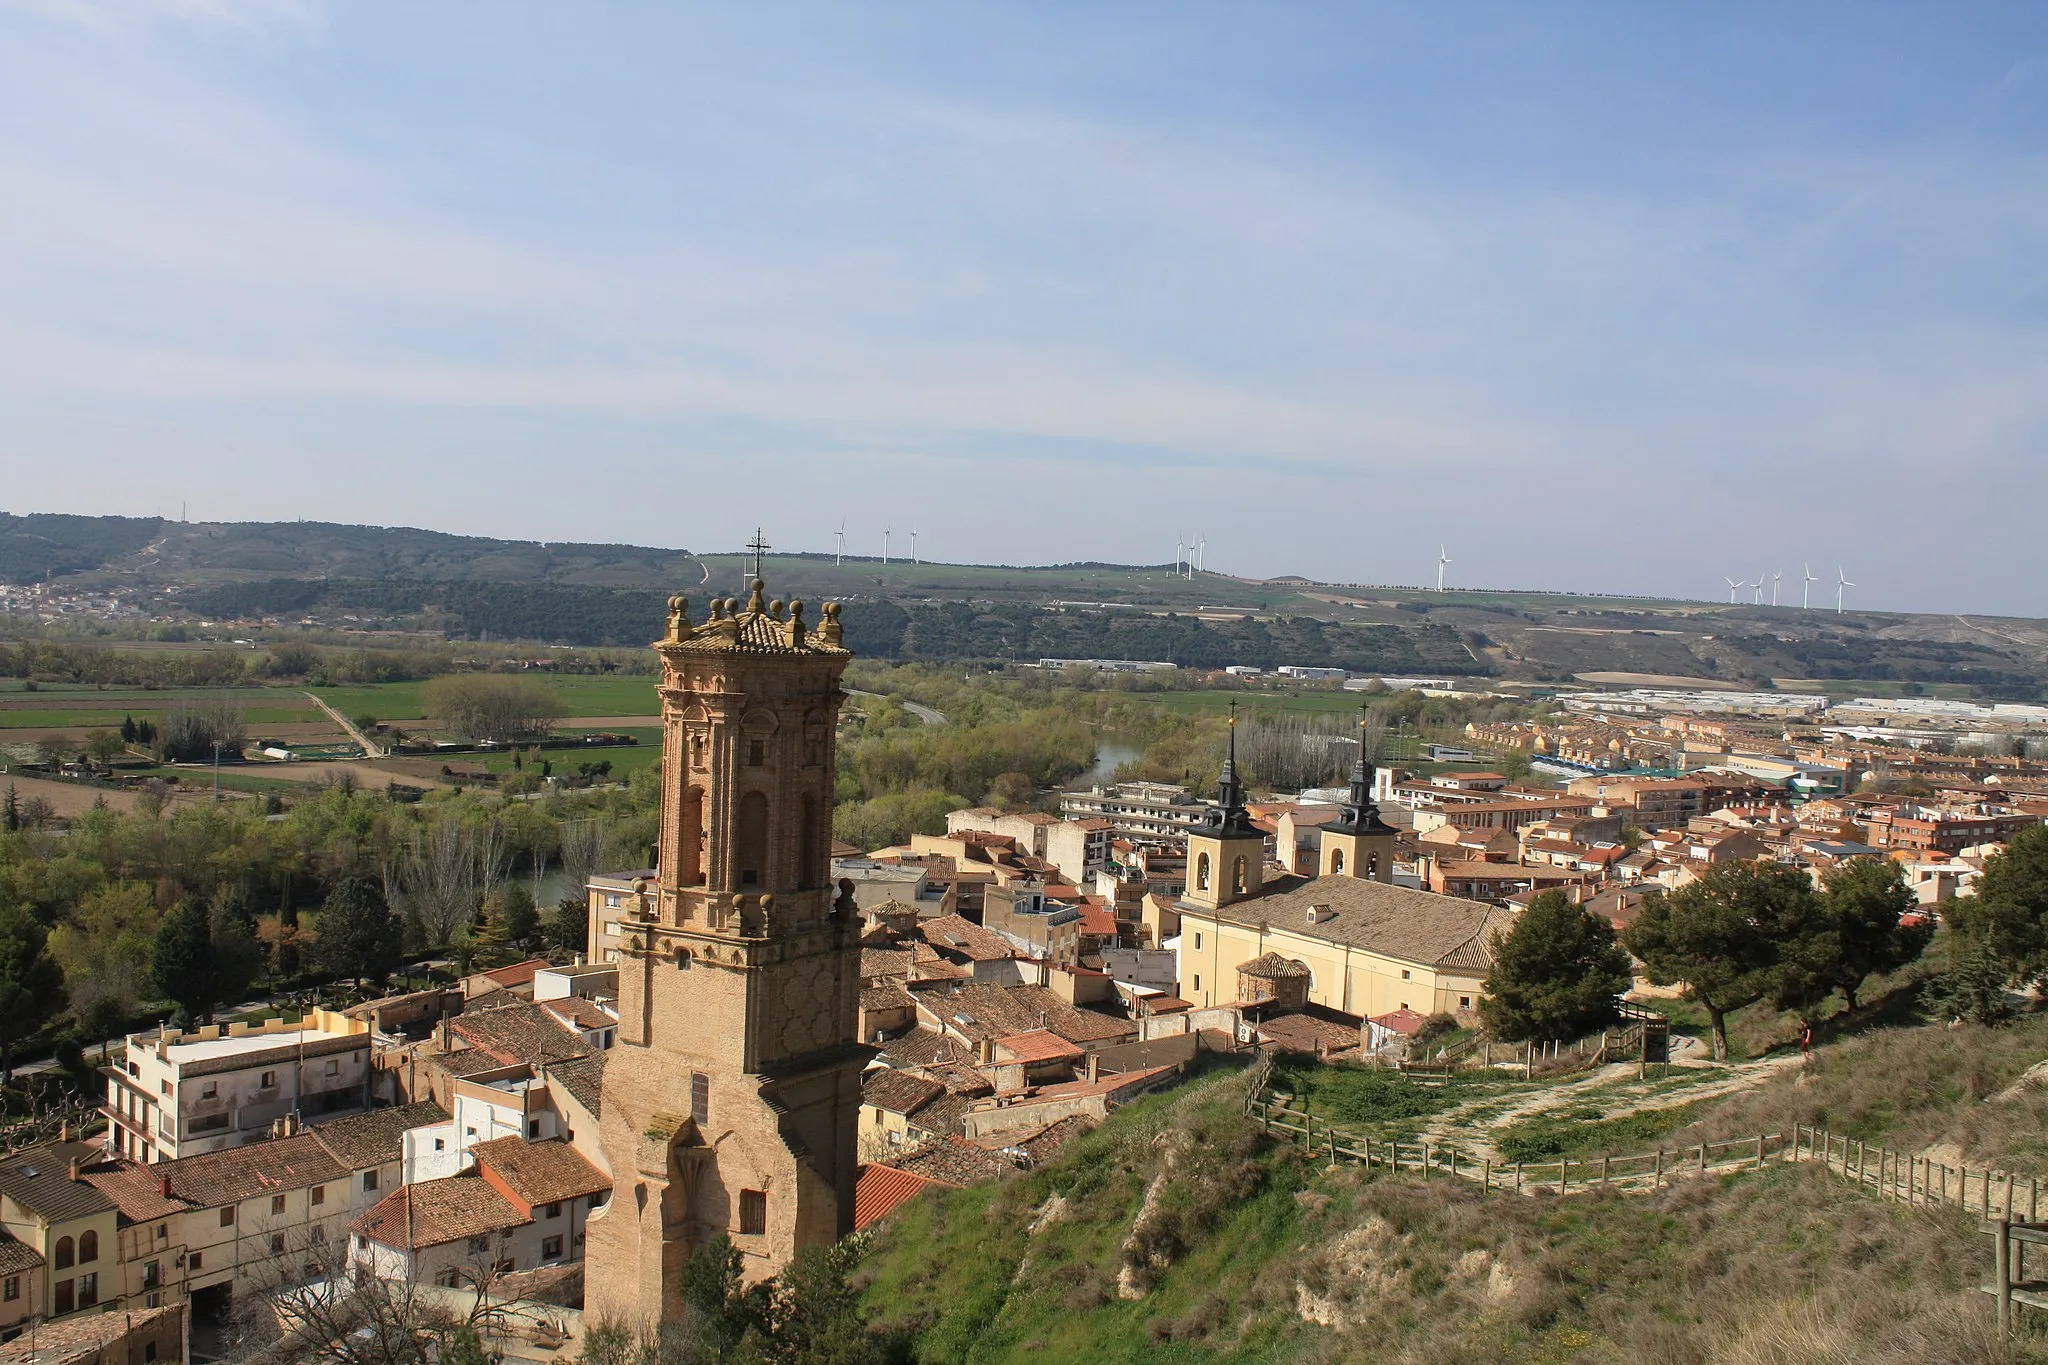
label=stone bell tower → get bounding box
[1319,699,1398,883]
[585,569,863,1329]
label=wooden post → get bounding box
[1483,1157,1492,1190]
[1423,1142,1432,1179]
[2031,1177,2038,1222]
[1363,1136,1371,1168]
[1996,1218,2012,1336]
[1601,1154,1611,1186]
[1449,1149,1458,1181]
[1699,1142,1708,1175]
[1755,1134,1765,1171]
[1653,1149,1663,1188]
[1516,1162,1523,1194]
[2004,1171,2014,1221]
[1560,1160,1568,1195]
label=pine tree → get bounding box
[316,874,400,987]
[1,784,16,833]
[1479,890,1631,1044]
[152,900,218,1024]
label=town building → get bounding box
[103,1011,374,1163]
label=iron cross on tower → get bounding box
[746,528,771,581]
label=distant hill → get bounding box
[13,511,2048,695]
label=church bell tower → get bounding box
[586,561,863,1327]
[1319,700,1397,882]
[1184,704,1267,910]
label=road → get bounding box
[305,690,385,757]
[847,690,946,725]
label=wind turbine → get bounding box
[834,519,846,566]
[910,524,920,565]
[882,527,891,566]
[1724,575,1742,604]
[1175,538,1184,576]
[1437,546,1451,592]
[1752,572,1765,606]
[1803,563,1818,610]
[1185,530,1198,579]
[1195,534,1206,574]
[1771,571,1782,607]
[1837,566,1854,614]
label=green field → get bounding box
[314,675,660,722]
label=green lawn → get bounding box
[462,729,664,775]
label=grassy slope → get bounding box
[858,1035,2048,1364]
[312,675,659,721]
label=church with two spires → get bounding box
[1163,708,1518,1025]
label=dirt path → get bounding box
[1409,1048,1803,1161]
[305,690,383,758]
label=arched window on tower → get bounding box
[679,787,706,886]
[735,791,769,888]
[1195,852,1211,892]
[1232,856,1247,896]
[1367,852,1380,880]
[1331,847,1346,876]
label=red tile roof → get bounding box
[472,1138,610,1210]
[853,1164,955,1231]
[351,1175,526,1251]
[484,959,552,988]
[992,1030,1084,1064]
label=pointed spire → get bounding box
[1335,697,1395,837]
[1206,701,1256,834]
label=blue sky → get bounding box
[2,2,2044,614]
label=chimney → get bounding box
[68,1157,81,1182]
[976,1038,993,1066]
[60,1121,70,1143]
[160,1175,172,1199]
[1085,1053,1100,1084]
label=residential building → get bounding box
[1058,782,1209,840]
[104,1010,374,1162]
[0,1146,114,1325]
[584,869,656,964]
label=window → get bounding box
[202,1081,217,1098]
[326,1059,340,1076]
[1400,969,1412,981]
[129,1062,139,1077]
[542,1235,563,1259]
[155,1225,167,1242]
[588,1191,608,1209]
[1193,974,1201,993]
[528,1120,540,1139]
[1460,996,1472,1010]
[1195,852,1211,891]
[55,1236,74,1270]
[1232,856,1247,895]
[691,1073,710,1126]
[76,1274,97,1310]
[188,1252,202,1270]
[542,1202,561,1220]
[159,1081,169,1095]
[312,1185,325,1206]
[53,1280,73,1316]
[1331,848,1346,875]
[468,1236,490,1255]
[1193,932,1202,950]
[272,1195,287,1215]
[433,1138,446,1152]
[3,1276,16,1301]
[143,1261,160,1288]
[747,739,766,767]
[437,1269,464,1289]
[738,1190,767,1236]
[79,1230,97,1264]
[269,1234,285,1255]
[259,1071,275,1089]
[220,1207,236,1227]
[363,1171,379,1193]
[311,1226,326,1243]
[146,1345,158,1362]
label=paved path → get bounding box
[847,690,947,725]
[305,690,384,757]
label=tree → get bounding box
[86,730,125,765]
[678,1235,770,1359]
[49,881,159,1033]
[495,883,538,945]
[984,771,1036,812]
[1946,825,2048,987]
[399,814,479,947]
[421,675,564,743]
[1479,890,1632,1044]
[543,896,588,956]
[1,784,15,833]
[210,896,265,1011]
[1924,929,2016,1026]
[317,873,400,987]
[1623,862,1817,1061]
[1815,858,1933,1010]
[153,899,219,1024]
[0,903,66,1082]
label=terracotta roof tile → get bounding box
[472,1138,610,1208]
[992,1030,1084,1064]
[161,1133,346,1209]
[545,1055,606,1118]
[886,1137,1015,1186]
[351,1176,526,1251]
[310,1101,449,1171]
[862,1069,945,1117]
[449,1002,594,1067]
[853,1164,955,1231]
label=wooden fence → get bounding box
[1792,1123,2044,1221]
[1248,1089,1788,1194]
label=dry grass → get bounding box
[1664,1016,2048,1175]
